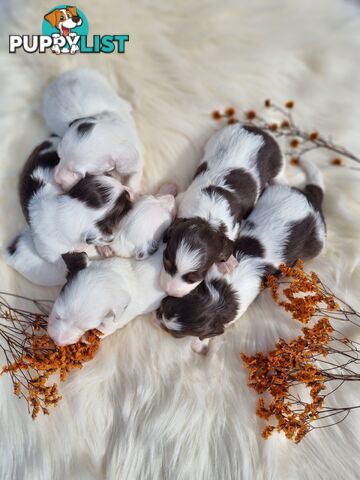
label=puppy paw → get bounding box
[191,338,209,355]
[96,245,114,257]
[158,182,178,197]
[216,255,239,275]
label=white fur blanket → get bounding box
[1,1,360,479]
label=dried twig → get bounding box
[241,261,360,443]
[212,101,360,169]
[0,293,101,419]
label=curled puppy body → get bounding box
[156,158,325,354]
[47,246,166,346]
[98,187,177,260]
[160,123,283,297]
[3,228,67,287]
[43,68,143,191]
[18,137,132,263]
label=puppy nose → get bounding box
[72,15,81,23]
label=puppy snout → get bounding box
[72,15,81,23]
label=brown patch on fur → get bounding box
[97,191,132,236]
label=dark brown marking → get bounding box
[19,140,60,222]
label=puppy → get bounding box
[43,69,143,191]
[17,137,132,263]
[160,124,283,297]
[3,227,68,287]
[47,246,166,346]
[98,184,177,260]
[156,159,325,354]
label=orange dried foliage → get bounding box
[331,158,342,166]
[241,260,341,443]
[1,327,101,419]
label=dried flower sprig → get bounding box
[241,261,360,443]
[212,103,360,169]
[0,292,101,419]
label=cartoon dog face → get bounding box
[44,6,82,35]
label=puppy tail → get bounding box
[298,158,324,210]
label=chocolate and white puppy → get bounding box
[17,136,132,263]
[47,246,166,346]
[156,159,325,354]
[160,123,283,297]
[43,68,143,191]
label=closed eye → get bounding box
[182,272,202,284]
[163,257,173,273]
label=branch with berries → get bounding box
[212,101,360,169]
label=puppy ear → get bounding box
[44,10,59,27]
[217,235,234,262]
[163,218,185,243]
[67,6,78,16]
[61,252,89,279]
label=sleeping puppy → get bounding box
[43,68,143,191]
[159,123,283,297]
[47,246,166,346]
[98,184,177,260]
[5,189,175,285]
[3,227,68,287]
[156,158,325,354]
[17,136,132,263]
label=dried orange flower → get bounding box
[270,123,278,131]
[285,100,295,109]
[225,107,236,117]
[228,118,238,125]
[264,99,271,107]
[281,120,290,128]
[331,158,342,166]
[241,260,354,444]
[290,157,299,166]
[212,110,222,120]
[290,139,300,148]
[246,110,256,120]
[309,131,319,140]
[1,317,102,419]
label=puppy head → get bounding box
[44,7,82,29]
[47,253,122,346]
[123,193,176,260]
[159,218,233,297]
[56,117,137,191]
[155,278,238,340]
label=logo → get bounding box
[9,5,129,55]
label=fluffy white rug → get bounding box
[1,0,360,479]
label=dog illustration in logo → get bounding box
[44,6,82,55]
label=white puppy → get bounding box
[43,68,143,191]
[5,137,176,285]
[18,137,132,263]
[99,184,177,260]
[3,227,68,287]
[47,246,166,346]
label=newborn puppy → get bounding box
[3,227,68,287]
[43,68,143,191]
[156,159,325,354]
[98,184,177,260]
[18,137,132,263]
[160,124,283,297]
[47,246,166,346]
